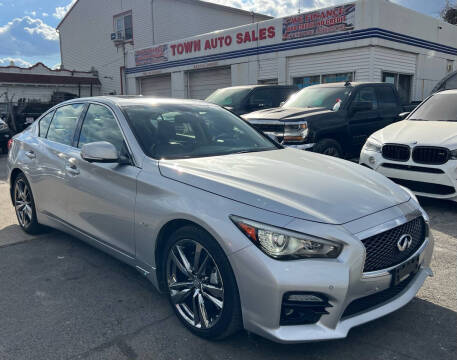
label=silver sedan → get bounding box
[7,96,434,343]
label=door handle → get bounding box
[66,158,80,176]
[25,150,36,159]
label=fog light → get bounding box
[369,156,376,165]
[287,294,324,302]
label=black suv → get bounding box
[205,85,298,115]
[243,82,416,158]
[0,116,12,154]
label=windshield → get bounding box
[122,103,278,159]
[283,87,351,110]
[409,93,457,121]
[205,88,252,107]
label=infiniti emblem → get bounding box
[397,234,413,252]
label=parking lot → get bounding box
[0,153,455,360]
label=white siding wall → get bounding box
[372,47,416,82]
[287,47,372,83]
[59,0,269,95]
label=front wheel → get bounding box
[314,138,343,158]
[163,226,242,339]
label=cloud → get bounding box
[42,13,49,17]
[54,0,77,20]
[0,16,59,57]
[0,57,32,68]
[25,11,37,17]
[205,0,348,17]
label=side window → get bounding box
[278,88,296,105]
[377,86,398,110]
[38,111,55,138]
[353,87,378,110]
[46,104,85,146]
[249,89,274,108]
[78,104,125,153]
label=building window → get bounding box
[382,72,412,104]
[293,73,353,89]
[114,11,133,41]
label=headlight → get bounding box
[450,149,457,160]
[283,122,308,143]
[230,216,342,260]
[363,138,382,153]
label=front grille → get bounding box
[381,163,444,174]
[342,272,416,319]
[389,178,456,195]
[361,217,425,272]
[412,146,449,165]
[382,144,410,162]
[251,123,284,133]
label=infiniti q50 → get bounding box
[7,97,433,343]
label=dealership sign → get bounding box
[135,45,169,66]
[282,3,356,41]
[133,3,357,67]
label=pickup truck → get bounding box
[242,82,417,158]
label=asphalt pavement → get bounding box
[0,153,455,360]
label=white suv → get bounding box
[360,90,457,200]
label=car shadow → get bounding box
[418,196,457,237]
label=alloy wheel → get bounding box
[14,179,33,228]
[323,147,340,157]
[166,239,224,329]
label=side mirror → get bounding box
[351,102,373,113]
[398,112,410,120]
[81,141,119,163]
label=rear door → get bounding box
[31,104,85,220]
[348,86,380,148]
[376,85,401,127]
[64,103,140,256]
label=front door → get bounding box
[348,86,380,151]
[64,103,140,256]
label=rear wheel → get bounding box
[13,173,43,234]
[314,139,343,158]
[163,226,242,339]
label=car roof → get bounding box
[216,85,297,91]
[57,96,217,108]
[308,82,395,88]
[435,89,457,95]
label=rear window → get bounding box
[46,104,85,146]
[409,93,457,122]
[38,111,54,138]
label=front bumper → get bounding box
[359,149,457,200]
[229,201,433,343]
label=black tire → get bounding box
[314,138,343,158]
[162,225,242,340]
[13,173,44,234]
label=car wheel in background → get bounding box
[314,139,343,158]
[13,173,44,234]
[163,226,242,340]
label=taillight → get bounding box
[7,138,13,151]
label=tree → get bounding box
[441,0,457,25]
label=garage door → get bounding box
[140,75,171,97]
[188,67,232,99]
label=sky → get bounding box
[0,0,451,69]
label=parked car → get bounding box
[360,89,457,201]
[0,115,13,154]
[8,96,433,343]
[205,85,297,115]
[431,70,457,94]
[242,82,417,158]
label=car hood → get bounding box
[158,149,409,224]
[373,120,457,148]
[242,107,333,121]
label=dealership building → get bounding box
[59,0,457,103]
